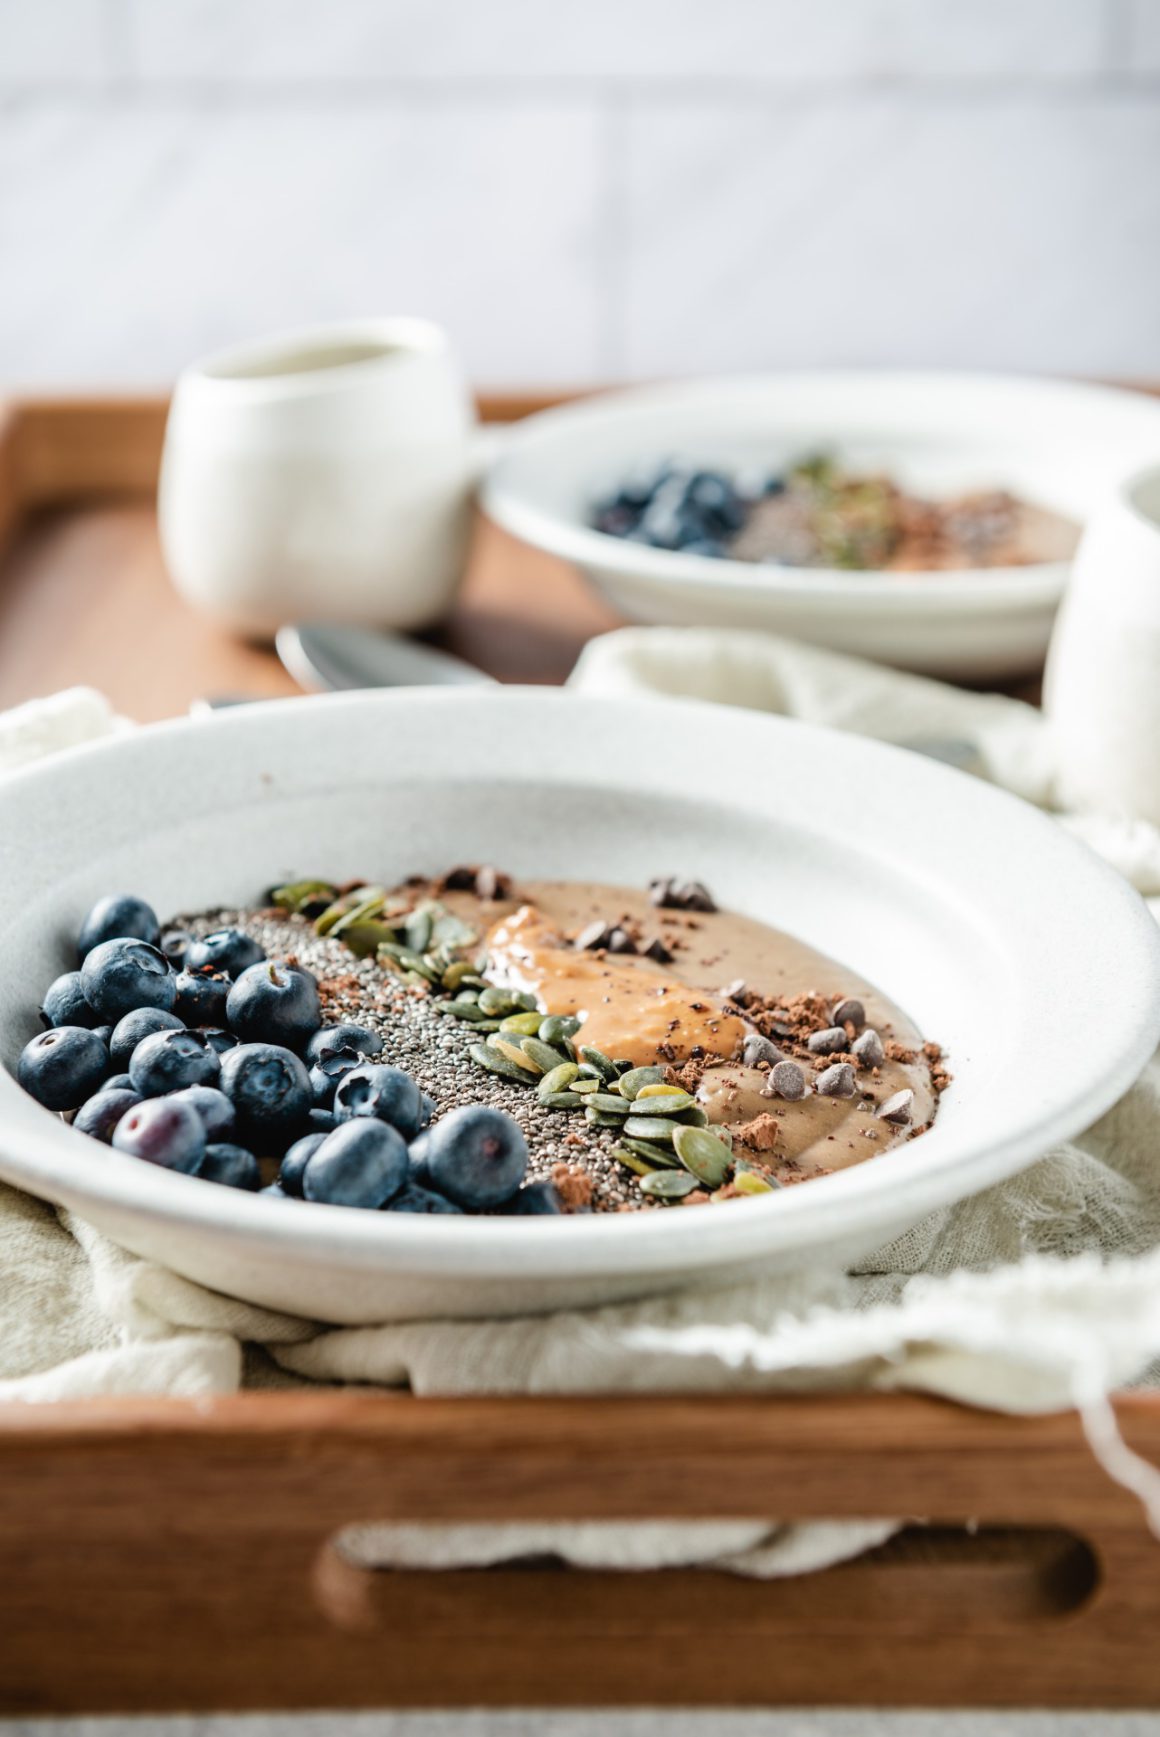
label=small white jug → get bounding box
[1045,463,1160,825]
[159,318,476,637]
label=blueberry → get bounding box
[77,894,160,959]
[161,929,192,966]
[73,1085,141,1144]
[129,1028,220,1097]
[308,1048,366,1108]
[18,1026,109,1111]
[386,1185,463,1214]
[109,1006,184,1069]
[279,1131,328,1197]
[305,1023,382,1067]
[199,1027,239,1055]
[170,1084,236,1142]
[112,1097,205,1173]
[104,1071,134,1092]
[81,938,175,1022]
[308,1107,338,1135]
[92,1024,114,1052]
[173,969,231,1027]
[302,1120,409,1209]
[198,1142,260,1191]
[407,1128,433,1188]
[39,970,98,1029]
[186,927,265,979]
[219,1042,311,1147]
[681,538,726,558]
[424,1105,527,1210]
[333,1064,426,1139]
[502,1179,564,1215]
[225,960,320,1050]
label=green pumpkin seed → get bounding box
[624,1137,680,1167]
[474,1017,503,1031]
[489,1036,541,1073]
[569,1077,600,1095]
[624,1090,694,1117]
[478,986,518,1016]
[672,1124,732,1187]
[539,1015,581,1046]
[639,1170,698,1200]
[514,990,539,1012]
[613,1148,657,1177]
[331,892,388,936]
[383,945,441,982]
[578,1045,618,1083]
[539,1091,585,1110]
[624,1115,681,1141]
[469,1042,532,1084]
[617,1066,668,1100]
[612,1058,634,1075]
[270,878,337,915]
[334,920,398,959]
[499,1011,543,1036]
[440,998,490,1022]
[404,906,434,954]
[432,911,478,949]
[733,1169,776,1195]
[315,885,385,936]
[585,1093,632,1117]
[521,1036,570,1074]
[538,1062,580,1096]
[585,1105,626,1128]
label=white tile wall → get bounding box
[0,0,1156,387]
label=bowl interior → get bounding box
[0,689,1156,1283]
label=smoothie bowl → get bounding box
[0,689,1156,1323]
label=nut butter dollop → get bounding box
[485,905,746,1068]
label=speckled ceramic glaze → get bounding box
[0,689,1157,1324]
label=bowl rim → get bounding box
[482,369,1160,610]
[0,687,1158,1280]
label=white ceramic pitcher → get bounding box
[1045,462,1160,826]
[158,318,476,637]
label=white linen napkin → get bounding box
[2,658,1160,1575]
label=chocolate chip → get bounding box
[440,865,478,890]
[832,997,865,1032]
[642,936,674,964]
[474,866,511,901]
[720,978,748,1002]
[647,876,717,913]
[852,1027,885,1069]
[743,1033,784,1069]
[816,1062,856,1098]
[767,1060,808,1101]
[575,920,612,951]
[606,927,638,955]
[878,1088,914,1125]
[807,1026,849,1056]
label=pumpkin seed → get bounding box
[578,1045,618,1083]
[672,1124,732,1187]
[612,1058,634,1075]
[585,1105,626,1128]
[331,891,387,936]
[432,911,478,949]
[585,1093,632,1117]
[381,945,441,982]
[500,1011,543,1036]
[683,1105,710,1128]
[440,999,488,1022]
[639,1171,698,1200]
[612,1148,657,1177]
[315,885,385,936]
[569,1078,600,1095]
[474,1018,503,1031]
[440,962,476,993]
[538,1062,580,1097]
[489,1036,541,1073]
[539,1091,585,1110]
[334,920,398,959]
[469,1042,532,1083]
[625,1090,694,1116]
[733,1169,777,1195]
[539,1015,581,1046]
[521,1036,570,1074]
[624,1137,680,1167]
[478,986,518,1016]
[634,1082,679,1102]
[624,1115,681,1142]
[617,1066,668,1100]
[576,1062,604,1081]
[404,906,434,954]
[270,878,337,915]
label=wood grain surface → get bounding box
[0,394,1158,1714]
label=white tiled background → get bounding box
[1,0,1158,388]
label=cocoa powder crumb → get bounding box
[551,1162,594,1210]
[735,1112,781,1152]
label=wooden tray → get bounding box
[0,393,1158,1714]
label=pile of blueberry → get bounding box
[591,464,758,558]
[16,893,553,1217]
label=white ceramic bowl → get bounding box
[483,372,1160,680]
[0,689,1157,1325]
